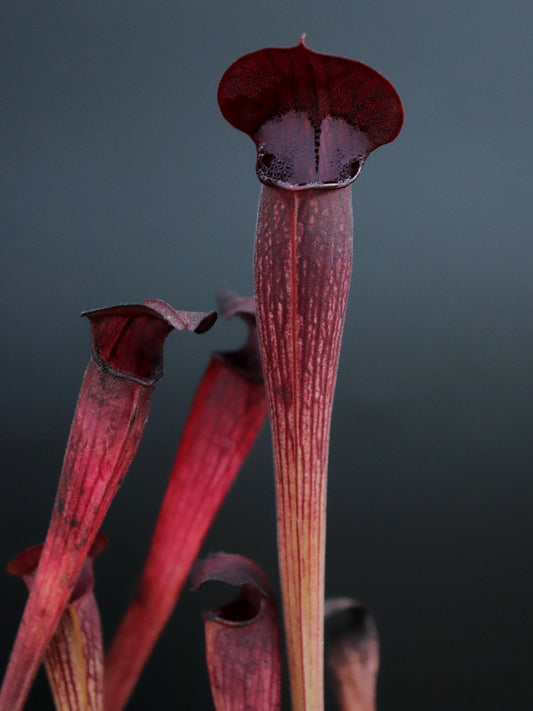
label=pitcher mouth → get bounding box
[218,38,403,189]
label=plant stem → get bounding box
[254,185,353,711]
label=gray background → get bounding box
[1,1,532,709]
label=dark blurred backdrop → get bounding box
[1,2,532,709]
